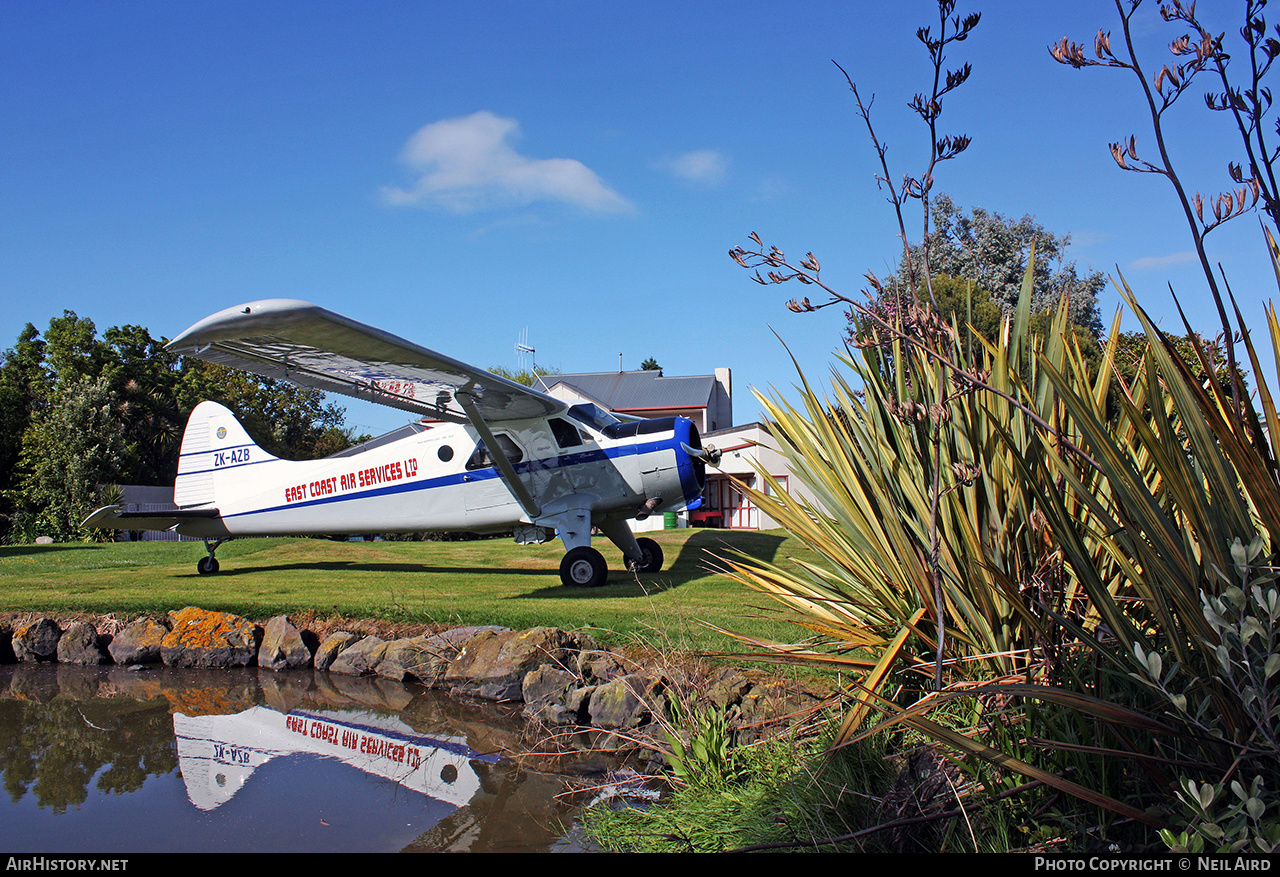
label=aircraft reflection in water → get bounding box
[173,706,496,811]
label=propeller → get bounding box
[682,443,722,465]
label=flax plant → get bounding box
[1010,259,1280,770]
[713,254,1121,736]
[719,234,1280,837]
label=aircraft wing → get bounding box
[166,300,566,423]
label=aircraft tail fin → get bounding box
[174,401,278,507]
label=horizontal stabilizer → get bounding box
[82,505,222,533]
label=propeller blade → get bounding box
[682,442,722,465]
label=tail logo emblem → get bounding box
[216,427,227,439]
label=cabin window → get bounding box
[438,445,454,462]
[466,434,524,470]
[566,403,620,432]
[549,418,584,449]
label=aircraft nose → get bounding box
[673,417,710,505]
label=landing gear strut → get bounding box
[197,538,232,575]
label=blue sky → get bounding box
[2,0,1274,437]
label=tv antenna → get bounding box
[515,329,536,373]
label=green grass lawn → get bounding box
[0,528,812,653]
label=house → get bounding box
[533,368,733,434]
[697,422,817,531]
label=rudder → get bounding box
[174,401,277,508]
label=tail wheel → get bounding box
[197,556,220,576]
[560,546,608,588]
[629,537,664,573]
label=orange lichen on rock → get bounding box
[160,606,260,669]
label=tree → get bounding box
[175,361,353,461]
[1113,328,1240,398]
[0,325,46,534]
[487,364,560,387]
[42,310,109,392]
[897,195,1106,336]
[10,375,129,541]
[102,324,184,485]
[640,358,662,371]
[849,272,1003,355]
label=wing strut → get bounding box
[455,391,542,520]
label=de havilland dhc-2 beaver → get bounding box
[83,300,721,588]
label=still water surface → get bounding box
[0,663,614,853]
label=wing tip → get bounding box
[167,299,323,352]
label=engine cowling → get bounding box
[602,416,706,513]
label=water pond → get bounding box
[0,663,629,853]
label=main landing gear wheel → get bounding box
[196,555,220,576]
[560,546,608,588]
[628,537,664,574]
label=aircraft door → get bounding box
[463,433,527,525]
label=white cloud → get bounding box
[381,111,632,214]
[662,149,727,184]
[1129,251,1197,271]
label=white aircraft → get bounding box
[83,299,720,588]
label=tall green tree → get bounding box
[849,272,1003,355]
[912,196,1105,332]
[102,324,184,485]
[11,375,129,541]
[0,325,46,534]
[41,310,109,392]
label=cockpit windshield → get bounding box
[566,403,620,433]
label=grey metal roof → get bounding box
[535,370,716,411]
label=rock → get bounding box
[566,685,593,717]
[524,699,581,725]
[430,625,512,658]
[587,672,663,730]
[735,679,826,742]
[327,635,386,676]
[707,668,752,706]
[445,626,577,702]
[56,621,109,665]
[0,606,823,756]
[13,618,61,662]
[313,632,358,671]
[160,607,259,668]
[108,618,169,665]
[258,615,313,671]
[376,635,442,682]
[577,649,627,684]
[523,664,577,704]
[521,665,581,724]
[375,626,509,683]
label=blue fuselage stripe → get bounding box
[221,434,684,521]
